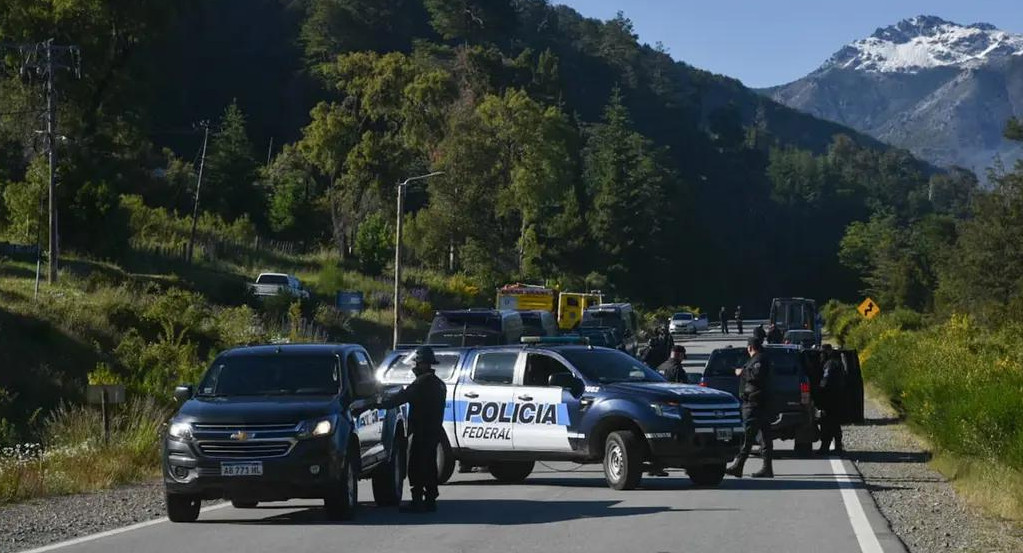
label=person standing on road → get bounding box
[658,345,689,383]
[753,323,766,342]
[371,346,447,512]
[719,306,729,334]
[726,338,774,478]
[735,306,744,334]
[817,345,846,456]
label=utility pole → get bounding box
[2,40,81,284]
[392,171,444,349]
[186,121,210,264]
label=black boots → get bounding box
[400,494,426,513]
[724,456,746,478]
[751,454,774,478]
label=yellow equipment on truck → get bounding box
[495,284,602,330]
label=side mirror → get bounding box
[173,384,194,402]
[355,380,379,399]
[549,373,584,397]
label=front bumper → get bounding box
[642,418,741,467]
[163,437,345,501]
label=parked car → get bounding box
[427,309,524,346]
[162,344,406,522]
[376,341,741,490]
[249,273,310,299]
[580,303,639,356]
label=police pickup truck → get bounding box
[376,339,741,490]
[163,344,406,522]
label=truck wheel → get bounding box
[794,440,813,458]
[437,435,456,485]
[372,436,406,506]
[324,448,358,521]
[231,500,258,509]
[687,463,726,487]
[604,430,644,490]
[488,461,535,483]
[166,493,201,523]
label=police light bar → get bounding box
[521,336,590,345]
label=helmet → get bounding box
[413,346,439,366]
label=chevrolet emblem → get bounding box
[230,431,250,441]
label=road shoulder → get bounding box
[845,392,1023,552]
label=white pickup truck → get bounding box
[249,273,310,299]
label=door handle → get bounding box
[517,395,533,401]
[463,392,479,399]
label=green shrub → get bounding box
[353,212,393,276]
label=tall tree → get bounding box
[203,101,261,225]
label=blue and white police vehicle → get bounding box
[376,338,741,490]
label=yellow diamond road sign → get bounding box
[857,298,880,320]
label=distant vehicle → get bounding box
[698,344,818,456]
[495,283,602,330]
[163,344,406,522]
[769,297,817,333]
[375,341,740,490]
[783,329,817,349]
[581,303,639,356]
[250,273,310,299]
[520,310,559,338]
[427,309,524,347]
[569,326,618,348]
[669,312,697,335]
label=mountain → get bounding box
[765,15,1023,178]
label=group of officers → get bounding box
[364,329,850,512]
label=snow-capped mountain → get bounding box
[765,16,1023,179]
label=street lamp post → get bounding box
[393,171,444,349]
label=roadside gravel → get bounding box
[0,481,174,553]
[845,394,1023,553]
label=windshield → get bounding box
[785,331,814,340]
[705,348,749,377]
[256,274,288,285]
[198,355,340,396]
[581,310,624,332]
[560,349,665,384]
[672,313,693,321]
[520,313,545,336]
[381,351,460,382]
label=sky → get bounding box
[557,0,1023,88]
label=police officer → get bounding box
[767,323,783,344]
[725,337,774,478]
[735,306,744,334]
[719,306,729,334]
[818,345,846,456]
[753,323,767,342]
[372,346,447,512]
[658,345,689,383]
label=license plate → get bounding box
[221,462,263,477]
[715,428,732,441]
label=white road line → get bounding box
[831,458,885,553]
[15,502,232,553]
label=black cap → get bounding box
[747,337,763,350]
[413,346,439,365]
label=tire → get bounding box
[166,493,201,523]
[488,461,535,483]
[324,448,358,521]
[437,435,456,485]
[372,436,406,507]
[230,500,258,509]
[603,430,644,490]
[794,440,813,458]
[687,463,726,487]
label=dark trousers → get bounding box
[408,433,440,500]
[736,320,743,334]
[721,321,729,334]
[819,409,844,451]
[738,411,772,459]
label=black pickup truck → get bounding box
[162,344,407,522]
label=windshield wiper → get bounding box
[195,392,228,398]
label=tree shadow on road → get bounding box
[206,499,728,526]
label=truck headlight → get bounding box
[650,401,683,419]
[168,422,193,441]
[298,416,336,439]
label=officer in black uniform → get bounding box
[767,323,783,344]
[753,323,767,342]
[719,306,729,334]
[725,337,774,478]
[373,346,448,512]
[818,345,847,456]
[735,306,744,334]
[657,345,689,383]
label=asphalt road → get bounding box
[22,332,906,553]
